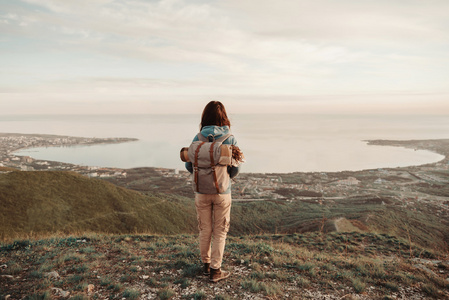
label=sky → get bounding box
[1,0,449,115]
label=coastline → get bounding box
[365,139,449,169]
[2,133,449,205]
[0,133,138,174]
[1,132,448,175]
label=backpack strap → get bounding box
[216,133,232,143]
[209,140,220,193]
[197,133,208,142]
[197,133,232,143]
[193,141,206,192]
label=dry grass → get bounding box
[2,232,447,299]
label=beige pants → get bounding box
[195,193,232,269]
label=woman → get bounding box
[185,101,241,283]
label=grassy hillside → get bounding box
[1,233,448,299]
[230,197,449,251]
[1,170,448,253]
[0,171,197,240]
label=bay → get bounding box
[3,114,447,173]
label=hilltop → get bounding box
[1,233,448,299]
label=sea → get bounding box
[2,114,448,174]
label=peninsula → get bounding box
[0,133,137,174]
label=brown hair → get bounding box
[200,101,231,130]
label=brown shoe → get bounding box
[203,263,210,276]
[209,268,231,283]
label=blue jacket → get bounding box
[185,125,240,194]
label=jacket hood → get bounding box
[200,125,230,139]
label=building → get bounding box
[374,178,386,184]
[337,177,360,185]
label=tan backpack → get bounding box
[180,133,233,194]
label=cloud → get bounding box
[221,0,449,42]
[1,0,448,114]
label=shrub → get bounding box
[24,290,51,300]
[38,262,54,272]
[30,270,43,278]
[70,296,87,300]
[123,289,140,300]
[107,283,123,292]
[79,246,96,253]
[157,288,175,300]
[73,264,89,274]
[352,278,366,294]
[250,271,264,280]
[297,276,310,287]
[67,274,84,284]
[2,240,31,251]
[241,279,261,292]
[174,277,190,289]
[182,264,201,277]
[146,277,157,287]
[263,283,281,296]
[100,277,112,286]
[297,262,315,272]
[214,295,231,300]
[7,263,23,275]
[422,283,439,298]
[384,281,399,292]
[75,282,89,291]
[241,279,281,296]
[191,290,206,300]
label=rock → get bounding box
[412,258,442,265]
[413,264,437,276]
[141,275,149,279]
[61,290,70,298]
[340,295,357,300]
[1,275,14,280]
[240,259,245,264]
[5,295,11,300]
[51,288,70,298]
[87,284,95,294]
[45,271,60,280]
[0,264,7,270]
[439,261,449,269]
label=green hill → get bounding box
[0,171,197,240]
